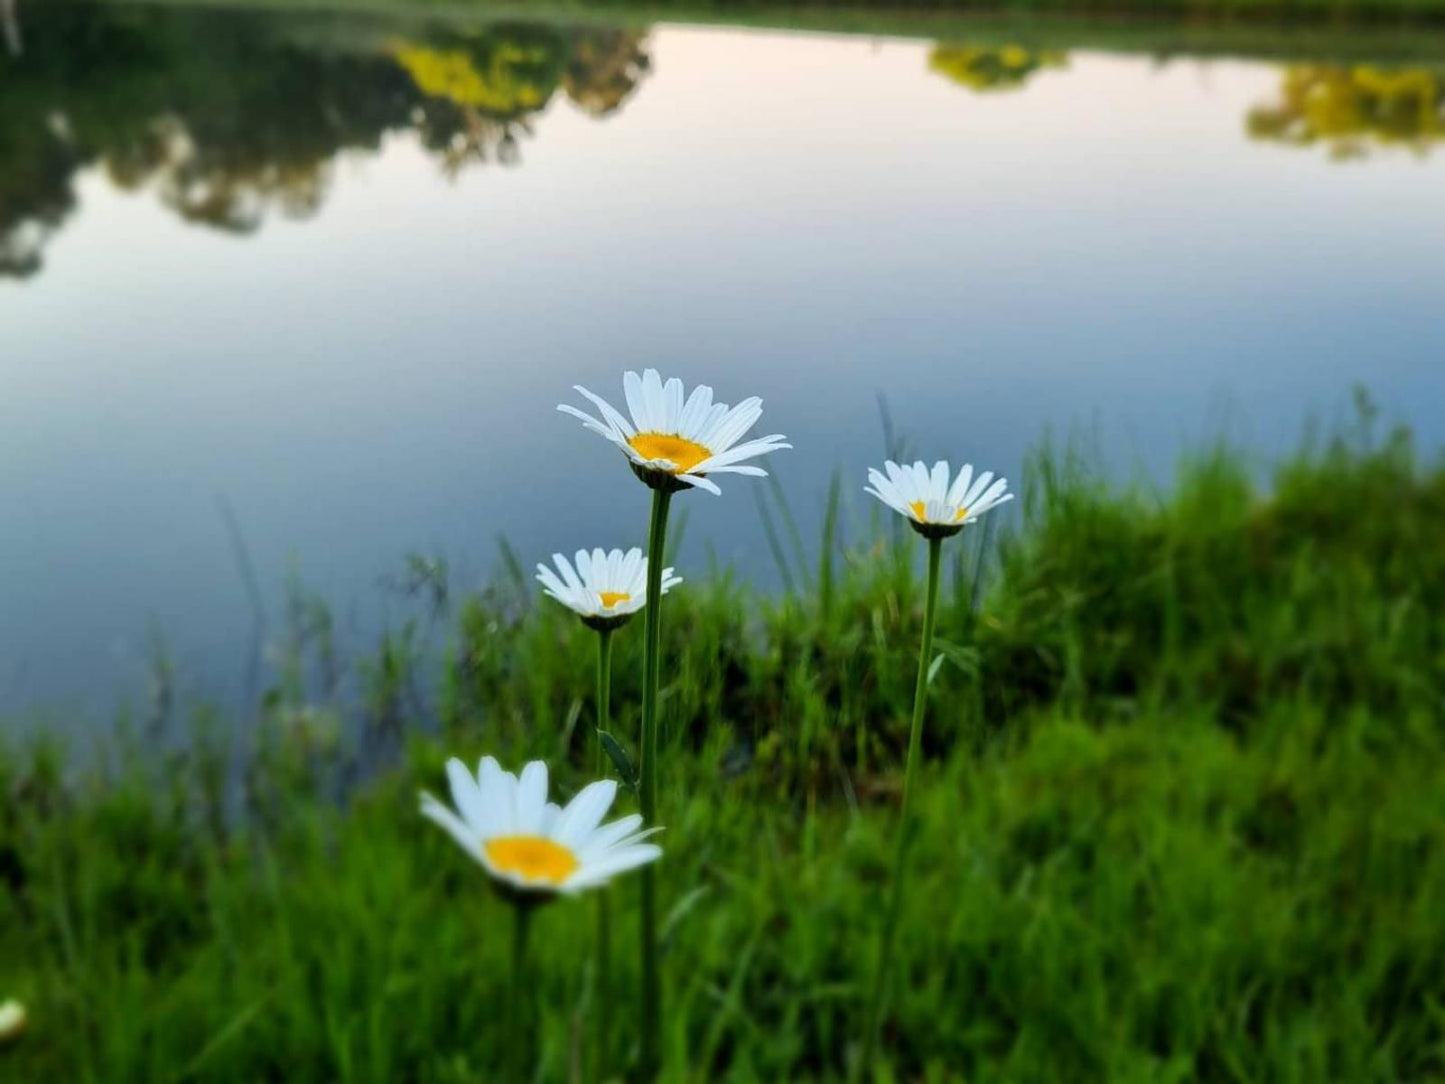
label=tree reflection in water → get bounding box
[6,5,1441,281]
[928,44,1068,93]
[0,6,652,278]
[1249,65,1445,158]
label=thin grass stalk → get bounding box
[639,486,673,1078]
[860,534,943,1076]
[510,904,535,1081]
[593,626,614,1080]
[970,513,995,613]
[767,471,812,592]
[753,484,796,593]
[819,469,841,625]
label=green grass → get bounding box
[3,415,1444,1081]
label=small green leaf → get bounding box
[598,731,638,794]
[927,654,946,686]
[932,636,981,677]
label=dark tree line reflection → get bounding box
[0,5,650,278]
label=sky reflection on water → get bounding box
[4,7,1445,716]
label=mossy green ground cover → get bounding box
[2,421,1443,1081]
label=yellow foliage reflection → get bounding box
[928,44,1067,93]
[1248,66,1445,158]
[390,31,566,176]
[392,42,552,115]
[389,29,652,178]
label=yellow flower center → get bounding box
[628,432,711,474]
[908,502,969,523]
[598,591,631,609]
[484,835,579,885]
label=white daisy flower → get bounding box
[536,547,681,629]
[421,756,661,898]
[559,368,791,494]
[865,459,1014,538]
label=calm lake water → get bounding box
[5,4,1445,719]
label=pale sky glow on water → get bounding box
[5,18,1444,716]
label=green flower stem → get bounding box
[596,627,614,758]
[901,536,943,833]
[860,534,943,1076]
[639,485,673,1079]
[510,903,534,1082]
[593,626,614,1080]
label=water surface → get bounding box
[4,5,1444,717]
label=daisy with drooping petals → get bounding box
[421,756,661,898]
[536,547,681,629]
[559,368,790,494]
[866,459,1013,538]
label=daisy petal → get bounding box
[554,779,619,847]
[947,463,975,506]
[445,758,487,832]
[623,370,649,430]
[421,792,484,860]
[703,464,769,477]
[515,761,549,833]
[477,756,516,835]
[557,404,628,446]
[568,844,663,888]
[677,473,722,496]
[573,386,636,438]
[579,812,643,855]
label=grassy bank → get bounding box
[3,419,1444,1081]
